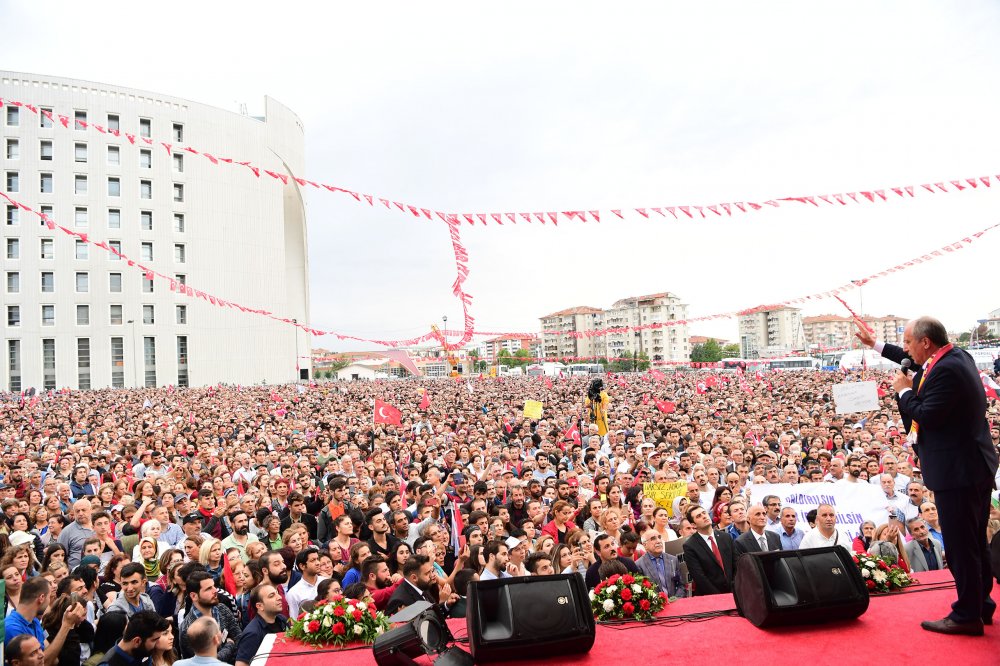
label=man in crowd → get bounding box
[361,555,404,611]
[682,505,736,596]
[173,617,228,666]
[235,585,287,666]
[285,547,327,618]
[776,507,805,550]
[179,571,242,663]
[585,533,640,589]
[386,555,457,616]
[800,504,852,555]
[220,510,259,563]
[734,504,783,557]
[101,611,169,666]
[906,517,945,573]
[636,529,685,598]
[58,499,95,569]
[5,576,87,665]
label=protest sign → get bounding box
[749,481,890,541]
[643,481,688,515]
[832,381,879,414]
[522,400,543,419]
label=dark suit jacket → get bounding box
[733,529,783,559]
[682,530,736,596]
[385,580,437,616]
[882,343,998,491]
[584,556,640,589]
[635,552,686,598]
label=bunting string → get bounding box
[2,96,998,226]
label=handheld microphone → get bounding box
[900,359,912,376]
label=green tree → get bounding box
[497,349,513,367]
[511,348,533,367]
[721,343,741,358]
[690,339,723,362]
[635,351,651,371]
[959,331,972,343]
[607,351,632,372]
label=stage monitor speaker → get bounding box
[733,546,869,628]
[466,573,595,662]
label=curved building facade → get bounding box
[1,71,310,389]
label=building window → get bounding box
[6,238,19,260]
[40,172,53,193]
[5,205,17,226]
[174,213,185,233]
[141,242,153,262]
[78,338,91,390]
[75,240,89,260]
[143,304,155,324]
[107,113,120,131]
[140,180,152,199]
[39,206,52,226]
[109,273,122,292]
[40,238,54,259]
[177,335,189,387]
[40,108,53,128]
[75,142,88,163]
[74,110,87,130]
[6,272,19,293]
[110,336,124,388]
[77,304,90,325]
[139,118,152,138]
[175,273,186,286]
[108,177,121,197]
[5,139,18,160]
[75,272,89,293]
[108,208,121,229]
[139,150,152,169]
[107,145,120,165]
[174,244,186,263]
[173,183,184,202]
[42,338,56,390]
[143,336,157,387]
[176,304,187,324]
[173,123,184,143]
[110,304,123,325]
[6,106,19,126]
[142,277,154,293]
[6,171,19,193]
[42,305,55,326]
[8,340,21,393]
[140,210,153,231]
[173,154,184,172]
[7,306,20,327]
[74,174,88,195]
[75,207,88,227]
[40,140,53,161]
[109,240,121,259]
[41,272,54,292]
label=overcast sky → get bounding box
[5,1,1000,350]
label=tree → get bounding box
[635,351,651,372]
[721,343,741,358]
[959,331,972,343]
[607,351,632,373]
[511,348,533,367]
[467,349,487,372]
[690,338,723,363]
[497,349,513,367]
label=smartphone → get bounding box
[453,472,464,484]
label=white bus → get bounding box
[568,363,604,377]
[526,362,567,377]
[765,357,821,371]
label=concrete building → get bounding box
[802,314,907,349]
[738,307,803,358]
[604,292,689,363]
[540,306,604,359]
[479,335,533,364]
[1,71,309,390]
[985,307,1000,338]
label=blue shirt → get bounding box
[4,610,46,649]
[778,528,804,550]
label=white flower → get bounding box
[865,561,877,569]
[322,616,333,628]
[860,568,870,578]
[632,584,642,593]
[604,585,617,594]
[354,625,364,635]
[323,605,334,615]
[589,591,596,601]
[602,599,616,612]
[376,626,385,635]
[872,571,887,584]
[356,601,367,612]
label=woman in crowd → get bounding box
[97,553,129,609]
[41,592,95,666]
[670,496,690,532]
[581,497,604,534]
[870,522,911,572]
[388,541,412,576]
[316,577,344,603]
[3,562,22,616]
[597,507,625,539]
[29,506,50,546]
[149,622,177,666]
[852,521,877,554]
[199,538,226,583]
[262,515,283,551]
[182,535,204,563]
[340,542,372,588]
[1,540,39,580]
[638,497,658,529]
[541,501,577,543]
[651,506,679,542]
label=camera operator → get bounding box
[584,379,610,438]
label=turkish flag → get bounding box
[648,369,665,381]
[374,399,402,426]
[696,382,708,395]
[655,400,676,414]
[544,376,553,389]
[419,390,430,410]
[563,423,581,446]
[705,375,718,387]
[642,394,650,405]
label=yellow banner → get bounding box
[523,400,543,420]
[643,481,688,516]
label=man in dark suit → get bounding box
[858,316,999,636]
[636,529,686,597]
[385,554,455,616]
[733,504,783,561]
[682,505,736,596]
[584,533,641,589]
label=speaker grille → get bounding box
[508,579,579,638]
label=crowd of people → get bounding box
[1,348,1000,665]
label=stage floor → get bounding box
[253,570,998,666]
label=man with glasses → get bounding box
[636,529,685,598]
[761,495,783,533]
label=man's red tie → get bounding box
[709,535,725,570]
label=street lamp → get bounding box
[127,320,139,388]
[293,318,299,382]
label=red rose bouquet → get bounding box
[590,573,667,621]
[285,595,390,647]
[852,552,914,594]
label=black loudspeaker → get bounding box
[733,546,869,628]
[466,573,595,662]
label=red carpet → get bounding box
[253,570,998,666]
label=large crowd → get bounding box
[1,368,999,666]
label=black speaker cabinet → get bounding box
[733,546,869,628]
[466,573,595,662]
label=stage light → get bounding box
[372,623,424,666]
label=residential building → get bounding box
[1,71,309,389]
[738,307,803,358]
[985,307,1000,338]
[480,335,533,364]
[540,306,604,359]
[802,314,907,349]
[603,292,689,363]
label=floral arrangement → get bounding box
[285,595,390,647]
[852,552,914,594]
[590,573,668,621]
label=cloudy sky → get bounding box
[5,1,1000,350]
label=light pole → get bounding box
[292,318,299,382]
[127,320,139,387]
[442,315,448,357]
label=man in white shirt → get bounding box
[799,504,852,556]
[284,548,327,619]
[879,474,909,523]
[478,540,511,581]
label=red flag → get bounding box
[374,399,402,426]
[419,390,430,410]
[655,400,676,414]
[563,422,581,446]
[642,394,650,405]
[696,382,708,395]
[648,369,665,381]
[544,376,553,389]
